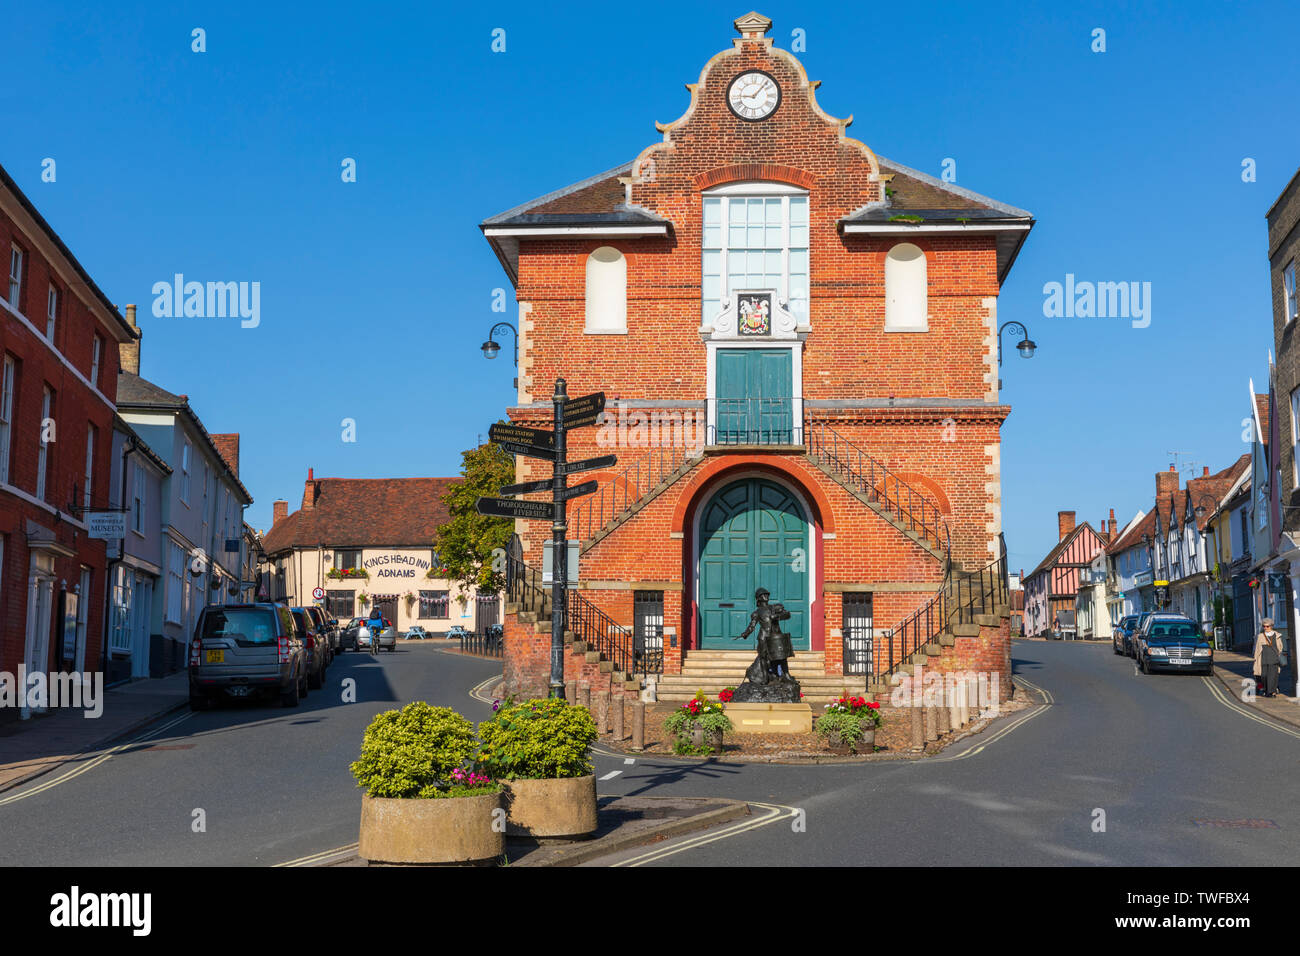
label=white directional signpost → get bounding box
[477,380,611,697]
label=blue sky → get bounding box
[4,0,1298,573]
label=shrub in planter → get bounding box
[351,702,502,864]
[663,690,733,755]
[816,694,883,753]
[477,698,599,838]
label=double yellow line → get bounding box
[0,711,194,807]
[611,801,799,866]
[1202,676,1300,740]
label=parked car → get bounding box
[356,622,395,651]
[188,603,308,709]
[1112,615,1140,656]
[405,626,430,640]
[341,617,365,650]
[1135,614,1213,675]
[290,607,329,689]
[307,606,340,655]
[373,625,398,653]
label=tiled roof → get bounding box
[1256,393,1271,445]
[1026,522,1100,581]
[262,477,459,553]
[210,433,240,478]
[1108,509,1157,555]
[1181,455,1251,530]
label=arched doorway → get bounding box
[696,477,809,650]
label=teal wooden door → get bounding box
[715,349,793,444]
[697,478,808,650]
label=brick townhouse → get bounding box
[0,162,136,718]
[482,13,1033,700]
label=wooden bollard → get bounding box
[612,695,625,741]
[910,703,925,751]
[925,706,939,742]
[565,680,577,705]
[938,701,950,736]
[594,690,610,734]
[630,701,645,751]
[578,683,591,709]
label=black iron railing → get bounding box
[505,550,550,618]
[807,420,944,552]
[707,397,804,446]
[569,444,699,543]
[458,629,503,658]
[566,588,664,676]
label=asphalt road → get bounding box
[4,639,1296,866]
[586,640,1300,866]
[0,644,501,866]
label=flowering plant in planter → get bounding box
[825,694,882,726]
[664,690,733,755]
[328,568,369,580]
[350,702,499,798]
[717,686,736,703]
[817,694,882,753]
[476,697,597,780]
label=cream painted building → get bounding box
[259,471,499,635]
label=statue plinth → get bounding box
[732,675,802,704]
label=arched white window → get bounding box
[585,247,627,333]
[884,242,927,331]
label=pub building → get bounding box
[259,470,500,635]
[483,13,1029,701]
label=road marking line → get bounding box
[1013,675,1053,705]
[275,842,359,867]
[925,702,1049,763]
[624,758,635,765]
[612,802,797,866]
[0,710,195,806]
[1202,676,1300,740]
[598,770,622,781]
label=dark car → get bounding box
[189,603,308,709]
[306,605,338,660]
[290,607,329,689]
[1136,616,1213,675]
[1112,615,1140,656]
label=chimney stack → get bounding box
[1058,510,1076,542]
[1156,464,1179,500]
[1109,508,1116,534]
[272,500,288,526]
[119,304,141,375]
[1203,466,1210,477]
[302,467,317,511]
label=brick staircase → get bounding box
[655,650,866,703]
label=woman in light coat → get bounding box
[1254,618,1283,698]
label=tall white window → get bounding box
[83,424,96,510]
[132,460,145,533]
[202,463,210,534]
[36,387,52,500]
[90,336,101,388]
[167,542,184,623]
[702,186,808,325]
[1292,386,1300,487]
[0,355,14,485]
[885,242,928,330]
[1286,261,1298,324]
[584,247,627,333]
[46,286,58,341]
[8,246,22,310]
[180,440,191,504]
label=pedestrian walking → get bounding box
[1254,618,1284,698]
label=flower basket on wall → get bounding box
[328,568,369,581]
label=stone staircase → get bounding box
[654,650,867,703]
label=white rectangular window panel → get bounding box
[8,246,22,309]
[181,441,191,503]
[702,192,809,325]
[36,387,51,500]
[46,286,57,341]
[0,355,14,485]
[167,543,184,623]
[90,337,101,388]
[133,460,145,533]
[84,425,96,510]
[1287,262,1298,323]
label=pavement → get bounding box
[1210,648,1300,729]
[0,671,189,793]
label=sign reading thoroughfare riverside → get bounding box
[475,497,556,520]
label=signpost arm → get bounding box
[551,378,568,698]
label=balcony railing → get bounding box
[707,397,804,446]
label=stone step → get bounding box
[683,650,826,660]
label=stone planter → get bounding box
[689,723,724,753]
[824,727,876,754]
[358,791,503,865]
[501,775,597,839]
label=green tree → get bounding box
[434,439,515,594]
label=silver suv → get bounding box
[189,604,308,709]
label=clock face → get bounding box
[727,70,780,121]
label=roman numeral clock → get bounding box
[727,70,780,121]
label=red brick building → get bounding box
[0,162,137,718]
[483,13,1030,700]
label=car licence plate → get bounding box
[1171,658,1192,665]
[205,649,224,663]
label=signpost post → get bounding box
[475,381,611,698]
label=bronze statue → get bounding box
[732,587,801,702]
